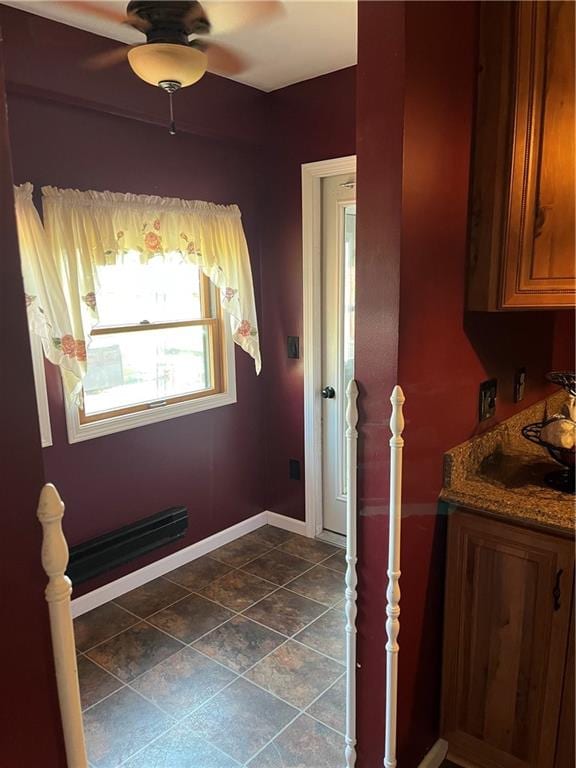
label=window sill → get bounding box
[65,388,237,444]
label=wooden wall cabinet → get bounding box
[468,1,575,310]
[441,510,574,768]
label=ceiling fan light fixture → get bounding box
[127,43,207,88]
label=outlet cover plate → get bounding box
[479,379,497,421]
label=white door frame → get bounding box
[301,155,357,537]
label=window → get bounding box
[66,252,235,443]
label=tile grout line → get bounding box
[106,629,296,767]
[81,651,178,718]
[82,606,241,715]
[237,668,347,766]
[237,661,345,719]
[75,612,142,656]
[86,592,321,716]
[168,656,343,766]
[80,529,336,654]
[80,568,343,712]
[82,589,286,713]
[78,528,345,764]
[301,669,347,735]
[237,609,345,666]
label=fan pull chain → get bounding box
[169,90,176,136]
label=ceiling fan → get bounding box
[64,1,283,133]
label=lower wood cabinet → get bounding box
[441,509,574,768]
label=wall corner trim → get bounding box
[70,510,309,618]
[417,739,449,768]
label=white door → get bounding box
[321,173,356,536]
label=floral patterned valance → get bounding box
[41,186,261,375]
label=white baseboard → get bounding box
[70,510,309,618]
[265,510,308,536]
[418,739,448,768]
[71,511,268,618]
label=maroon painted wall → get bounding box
[2,4,574,766]
[0,6,264,146]
[0,41,66,767]
[355,3,574,767]
[260,67,356,519]
[1,6,268,593]
[354,3,403,765]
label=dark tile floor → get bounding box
[75,526,346,768]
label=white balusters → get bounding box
[37,484,88,768]
[384,386,406,768]
[345,379,359,768]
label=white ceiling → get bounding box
[1,0,357,91]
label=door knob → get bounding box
[321,386,336,399]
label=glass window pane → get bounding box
[83,325,211,416]
[341,203,356,495]
[343,204,356,386]
[95,252,203,326]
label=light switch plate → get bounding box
[287,336,300,359]
[514,367,526,403]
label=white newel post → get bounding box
[37,484,88,768]
[345,379,359,768]
[384,386,406,768]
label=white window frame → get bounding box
[64,318,237,444]
[29,333,53,448]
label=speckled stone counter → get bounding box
[440,392,575,535]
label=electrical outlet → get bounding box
[514,367,526,403]
[479,379,497,421]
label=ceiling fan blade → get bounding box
[203,1,285,35]
[62,2,150,32]
[83,44,136,70]
[203,41,250,76]
[183,1,211,33]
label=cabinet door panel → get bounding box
[467,1,576,310]
[529,2,575,282]
[503,1,576,307]
[442,511,574,768]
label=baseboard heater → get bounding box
[67,506,188,585]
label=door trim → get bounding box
[301,155,356,537]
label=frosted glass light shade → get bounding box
[128,43,207,88]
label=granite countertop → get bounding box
[440,391,575,535]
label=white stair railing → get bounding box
[37,483,88,768]
[344,379,359,768]
[384,386,406,768]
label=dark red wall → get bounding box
[0,6,264,146]
[355,3,574,767]
[0,43,66,766]
[2,4,574,766]
[1,6,268,593]
[260,68,356,519]
[354,2,404,765]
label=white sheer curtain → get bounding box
[42,186,261,383]
[15,183,85,397]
